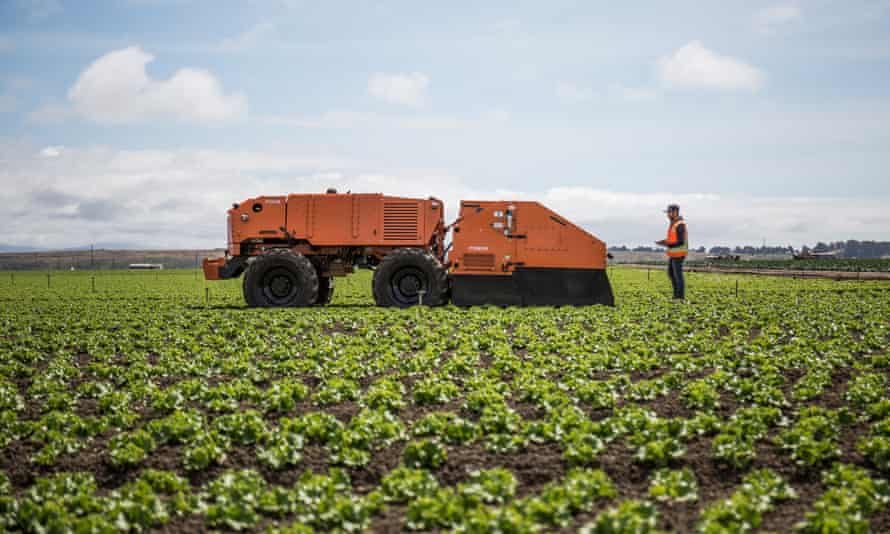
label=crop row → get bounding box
[0,269,888,531]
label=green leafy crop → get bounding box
[1,268,889,533]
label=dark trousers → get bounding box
[668,257,685,299]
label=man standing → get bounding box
[656,204,688,300]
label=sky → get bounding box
[1,0,889,250]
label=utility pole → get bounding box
[91,244,94,269]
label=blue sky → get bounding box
[1,0,889,249]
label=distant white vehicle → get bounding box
[128,263,164,270]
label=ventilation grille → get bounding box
[462,253,495,271]
[383,202,420,241]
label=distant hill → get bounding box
[0,242,144,253]
[0,244,44,253]
[0,249,225,270]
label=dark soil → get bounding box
[368,504,409,534]
[646,390,695,420]
[3,353,888,534]
[435,441,566,497]
[348,441,405,493]
[150,512,207,533]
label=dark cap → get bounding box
[664,204,680,213]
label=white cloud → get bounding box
[0,142,887,250]
[658,41,765,91]
[368,72,429,106]
[65,46,247,124]
[555,82,595,104]
[609,84,659,102]
[0,144,350,249]
[39,146,63,158]
[755,4,801,30]
[528,188,890,249]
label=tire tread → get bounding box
[372,248,448,307]
[242,249,318,307]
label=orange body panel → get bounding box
[228,196,288,255]
[225,193,445,259]
[450,200,608,275]
[202,257,226,280]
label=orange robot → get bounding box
[448,200,613,306]
[203,190,613,307]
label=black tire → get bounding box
[242,249,318,307]
[316,276,334,305]
[373,248,448,308]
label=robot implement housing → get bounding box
[203,191,614,307]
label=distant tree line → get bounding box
[610,245,708,253]
[708,246,792,256]
[820,240,890,258]
[0,250,222,271]
[610,240,890,259]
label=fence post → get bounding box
[647,268,650,281]
[91,276,96,293]
[47,272,50,288]
[735,279,739,297]
[9,273,12,286]
[205,287,209,306]
[418,289,426,307]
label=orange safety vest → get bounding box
[666,219,688,258]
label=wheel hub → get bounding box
[269,275,293,298]
[398,275,421,295]
[262,266,299,303]
[391,267,427,305]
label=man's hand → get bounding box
[655,240,667,246]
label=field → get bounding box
[1,269,889,533]
[618,257,890,274]
[695,258,890,273]
[0,249,223,271]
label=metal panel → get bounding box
[352,195,360,238]
[383,202,420,241]
[451,269,614,307]
[462,253,496,271]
